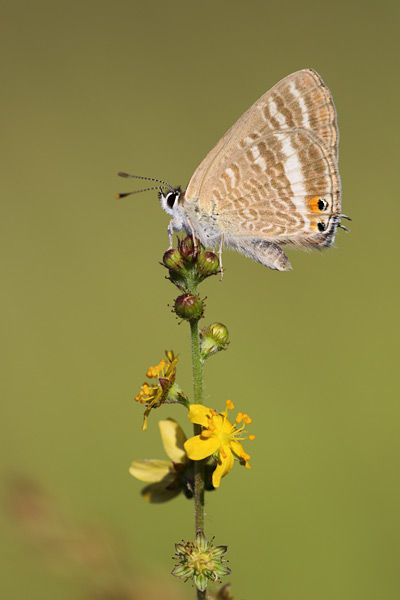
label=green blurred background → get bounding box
[1,0,399,598]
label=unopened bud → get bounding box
[197,251,219,276]
[174,293,204,321]
[179,236,198,264]
[163,248,184,272]
[208,323,229,344]
[200,322,229,360]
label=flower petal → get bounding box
[184,435,219,460]
[188,404,214,427]
[141,480,181,503]
[142,387,166,430]
[212,448,234,488]
[229,439,245,458]
[129,459,173,482]
[165,350,176,363]
[159,418,187,463]
[165,352,179,378]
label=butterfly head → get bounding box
[116,172,188,232]
[158,187,182,217]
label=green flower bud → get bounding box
[208,322,229,344]
[197,251,220,276]
[200,322,229,360]
[174,293,204,321]
[179,235,198,264]
[163,248,184,272]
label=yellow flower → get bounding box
[184,400,254,488]
[134,351,183,430]
[129,419,189,502]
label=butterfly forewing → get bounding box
[184,69,341,249]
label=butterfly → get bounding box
[118,69,349,271]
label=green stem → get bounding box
[190,318,203,405]
[190,319,205,531]
[190,317,206,600]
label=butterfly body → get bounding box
[158,68,343,271]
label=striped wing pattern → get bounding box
[184,69,341,249]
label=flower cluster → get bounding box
[162,236,220,323]
[163,236,220,287]
[172,530,231,592]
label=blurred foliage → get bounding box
[4,476,187,600]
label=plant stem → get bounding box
[190,317,206,600]
[190,319,205,530]
[190,318,203,404]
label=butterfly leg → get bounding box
[168,220,174,249]
[218,235,224,280]
[185,218,198,251]
[200,232,225,279]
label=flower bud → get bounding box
[163,248,184,272]
[179,236,198,264]
[207,323,229,345]
[174,293,204,321]
[197,251,219,276]
[200,322,229,360]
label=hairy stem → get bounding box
[190,318,203,405]
[190,319,205,528]
[190,317,206,600]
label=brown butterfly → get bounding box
[119,69,349,270]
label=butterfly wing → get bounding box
[184,69,341,252]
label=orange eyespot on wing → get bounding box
[309,216,331,233]
[307,195,330,214]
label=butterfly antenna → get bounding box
[118,172,176,193]
[115,185,166,199]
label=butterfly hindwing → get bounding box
[184,69,341,250]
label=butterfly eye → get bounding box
[318,221,327,232]
[318,198,328,211]
[166,192,178,209]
